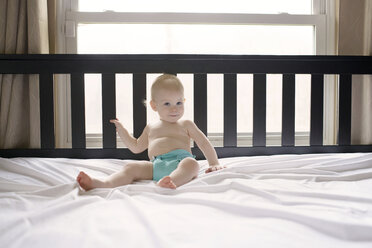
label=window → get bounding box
[56,0,336,148]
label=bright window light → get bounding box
[77,24,314,55]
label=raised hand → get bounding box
[110,118,123,131]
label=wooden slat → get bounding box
[39,73,55,149]
[194,74,207,135]
[133,74,147,138]
[310,74,324,146]
[102,73,116,148]
[282,74,295,146]
[253,74,266,146]
[70,73,86,148]
[339,74,352,145]
[224,74,237,147]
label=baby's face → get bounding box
[152,88,185,123]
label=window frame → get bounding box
[55,0,337,148]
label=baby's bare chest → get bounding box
[148,124,189,139]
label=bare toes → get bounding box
[76,171,93,191]
[157,176,177,189]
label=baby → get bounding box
[77,74,224,190]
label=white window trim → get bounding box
[55,0,337,148]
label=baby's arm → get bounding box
[183,120,225,172]
[110,119,148,154]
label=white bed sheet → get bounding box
[1,153,372,248]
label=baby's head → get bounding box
[150,74,185,123]
[151,74,184,101]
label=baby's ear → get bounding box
[150,100,157,111]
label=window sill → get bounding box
[78,132,312,149]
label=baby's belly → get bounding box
[148,137,191,159]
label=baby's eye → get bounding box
[164,102,170,106]
[176,101,183,106]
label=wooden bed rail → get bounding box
[0,54,372,159]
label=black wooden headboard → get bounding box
[0,54,371,159]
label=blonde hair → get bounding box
[151,74,184,100]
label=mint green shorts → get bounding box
[152,149,196,181]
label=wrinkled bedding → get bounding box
[1,153,372,248]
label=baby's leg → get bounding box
[77,161,153,191]
[157,157,199,189]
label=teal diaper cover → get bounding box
[152,149,195,181]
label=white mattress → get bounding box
[1,153,372,248]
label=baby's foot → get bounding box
[76,171,94,191]
[157,176,177,189]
